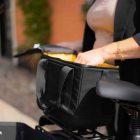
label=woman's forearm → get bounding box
[75,37,140,66]
[102,37,140,61]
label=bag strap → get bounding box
[58,66,74,107]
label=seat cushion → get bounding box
[96,79,140,103]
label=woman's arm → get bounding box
[75,36,140,66]
[102,37,140,60]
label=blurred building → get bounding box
[0,0,85,59]
[0,0,16,58]
[49,0,85,43]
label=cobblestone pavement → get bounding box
[0,58,43,121]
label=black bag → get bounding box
[36,56,119,112]
[36,56,119,129]
[0,122,56,140]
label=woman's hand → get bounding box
[75,49,106,66]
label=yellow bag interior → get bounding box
[44,52,119,69]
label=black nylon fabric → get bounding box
[36,56,119,129]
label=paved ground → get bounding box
[0,58,42,121]
[0,99,37,128]
[0,57,61,132]
[0,99,60,131]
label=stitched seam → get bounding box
[77,67,84,106]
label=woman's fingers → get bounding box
[75,50,105,66]
[75,53,82,61]
[75,53,84,63]
[75,53,88,64]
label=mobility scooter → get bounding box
[1,44,140,140]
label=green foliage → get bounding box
[18,0,51,46]
[82,0,95,14]
[82,2,90,14]
[17,0,51,72]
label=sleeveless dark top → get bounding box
[82,0,140,85]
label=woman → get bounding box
[60,0,140,84]
[59,0,140,139]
